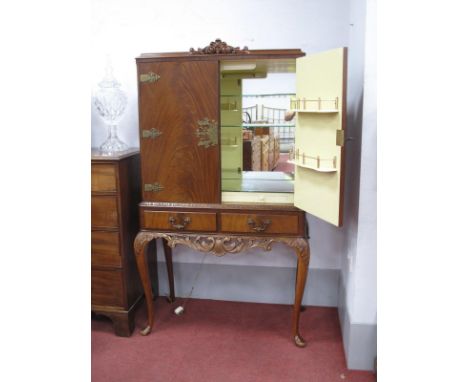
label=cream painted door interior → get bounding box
[293,48,347,226]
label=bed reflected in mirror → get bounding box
[220,69,296,194]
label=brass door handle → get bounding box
[247,218,272,232]
[168,216,191,230]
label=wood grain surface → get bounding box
[138,204,305,237]
[91,164,117,192]
[91,196,119,228]
[91,269,124,307]
[91,231,121,267]
[220,212,299,235]
[142,211,217,232]
[138,60,220,203]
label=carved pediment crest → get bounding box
[190,39,249,55]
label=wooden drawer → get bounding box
[91,164,117,192]
[91,231,121,267]
[91,269,124,308]
[142,211,217,232]
[220,212,300,235]
[92,196,119,228]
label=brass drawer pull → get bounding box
[168,216,191,230]
[247,217,272,232]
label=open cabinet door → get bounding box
[293,48,347,226]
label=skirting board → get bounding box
[157,261,340,307]
[338,276,377,371]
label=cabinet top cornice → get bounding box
[137,46,304,62]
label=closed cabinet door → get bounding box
[137,60,220,203]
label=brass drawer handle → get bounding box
[247,218,272,232]
[168,216,191,230]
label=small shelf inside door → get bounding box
[288,148,338,173]
[293,110,339,114]
[287,160,337,173]
[290,97,339,113]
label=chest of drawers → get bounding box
[91,149,157,336]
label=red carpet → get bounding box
[92,298,376,382]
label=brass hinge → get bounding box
[142,128,162,139]
[144,183,164,192]
[196,118,218,148]
[139,72,160,83]
[336,130,345,147]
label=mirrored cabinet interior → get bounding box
[218,48,347,225]
[133,40,347,346]
[220,75,296,195]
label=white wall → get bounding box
[340,0,376,326]
[341,0,365,292]
[91,0,351,272]
[351,0,376,324]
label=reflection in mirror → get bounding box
[220,71,296,194]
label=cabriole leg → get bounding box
[291,239,310,347]
[162,239,176,303]
[134,232,155,336]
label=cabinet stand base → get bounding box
[134,231,310,347]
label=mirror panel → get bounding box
[220,66,296,194]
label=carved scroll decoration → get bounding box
[134,231,158,256]
[135,232,310,261]
[189,39,249,55]
[133,231,310,345]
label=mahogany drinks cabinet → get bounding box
[133,40,347,347]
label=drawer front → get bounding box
[91,269,124,308]
[91,231,121,267]
[91,164,117,192]
[91,196,119,228]
[142,211,217,232]
[220,212,300,235]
